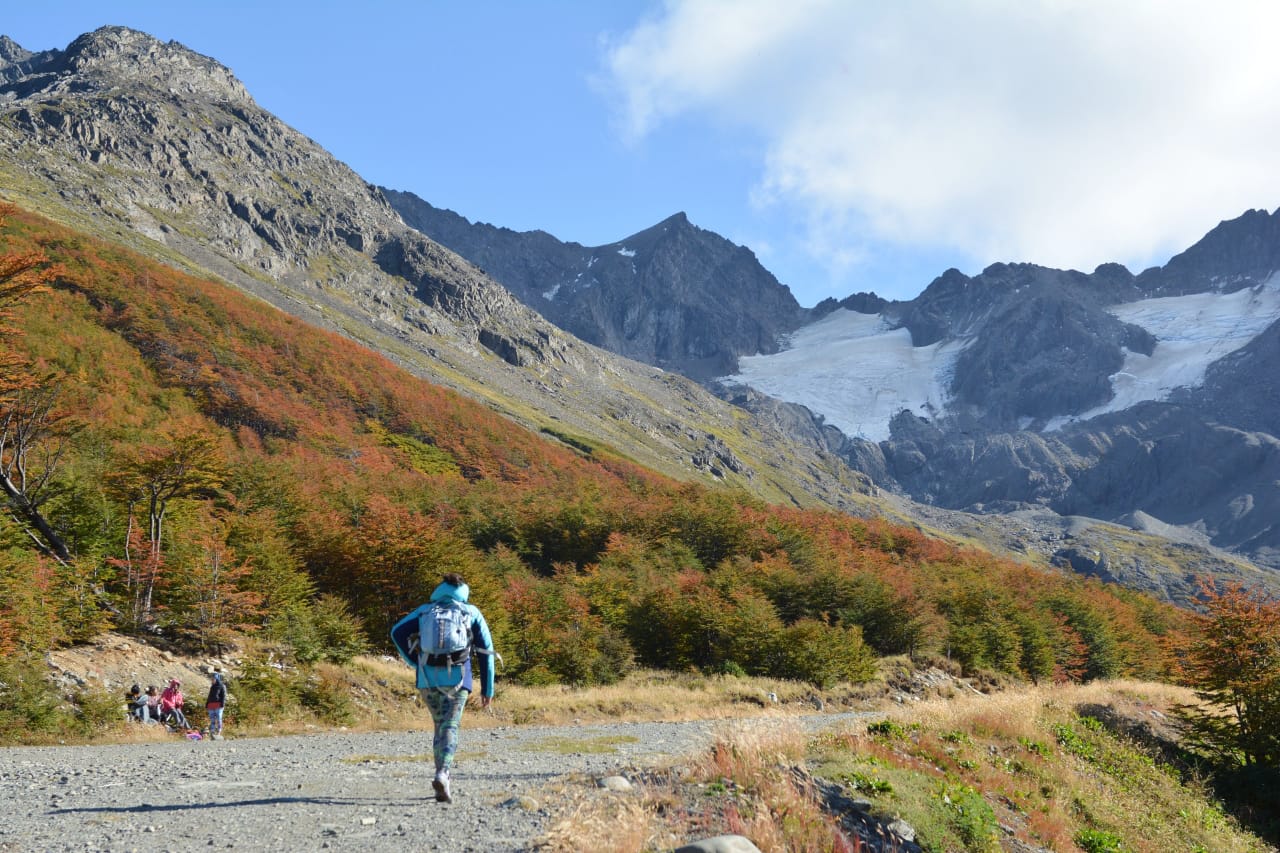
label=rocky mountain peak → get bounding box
[0,34,31,65]
[390,193,806,378]
[0,25,557,373]
[0,36,53,86]
[1138,206,1280,296]
[610,211,696,253]
[2,26,250,104]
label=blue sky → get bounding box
[7,2,1280,306]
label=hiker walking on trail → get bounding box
[390,572,498,804]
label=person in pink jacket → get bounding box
[159,678,188,728]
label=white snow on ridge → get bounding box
[725,275,1280,443]
[1045,273,1280,430]
[617,247,636,257]
[723,309,964,442]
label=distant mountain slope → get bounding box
[0,26,1266,602]
[0,26,862,512]
[728,210,1280,572]
[1137,206,1280,295]
[382,152,1280,578]
[385,191,806,378]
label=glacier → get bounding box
[1045,273,1280,430]
[724,309,964,442]
[725,273,1280,442]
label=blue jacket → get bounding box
[390,581,495,697]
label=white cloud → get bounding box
[604,0,1280,279]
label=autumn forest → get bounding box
[0,203,1192,696]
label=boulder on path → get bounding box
[674,835,763,853]
[596,775,633,792]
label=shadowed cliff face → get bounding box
[385,192,807,379]
[1138,207,1280,296]
[717,210,1280,576]
[859,216,1280,571]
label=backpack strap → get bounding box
[423,648,471,667]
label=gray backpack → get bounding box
[419,599,472,667]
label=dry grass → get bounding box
[539,679,1274,853]
[692,720,810,787]
[541,788,683,853]
[890,678,1195,743]
[540,720,857,853]
[53,644,925,745]
[821,680,1266,853]
[488,669,832,727]
[210,660,846,742]
[82,659,841,744]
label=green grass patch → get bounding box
[1074,827,1126,852]
[365,419,461,476]
[808,693,1265,853]
[540,426,595,457]
[837,769,894,794]
[520,734,640,754]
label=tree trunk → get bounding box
[0,471,70,563]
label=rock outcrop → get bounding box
[386,193,806,378]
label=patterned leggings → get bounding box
[420,687,470,771]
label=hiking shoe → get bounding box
[432,771,452,804]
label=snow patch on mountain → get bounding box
[1046,273,1280,430]
[724,309,964,442]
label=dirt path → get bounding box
[0,712,868,852]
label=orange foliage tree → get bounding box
[0,203,72,563]
[1177,582,1280,769]
[0,202,1195,691]
[107,428,227,627]
[0,202,57,395]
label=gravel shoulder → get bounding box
[0,713,869,852]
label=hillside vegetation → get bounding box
[546,680,1276,853]
[0,204,1189,689]
[5,205,1280,850]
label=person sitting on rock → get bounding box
[125,684,149,722]
[145,685,161,722]
[159,678,188,728]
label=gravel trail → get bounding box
[0,713,868,852]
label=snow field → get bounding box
[727,273,1280,440]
